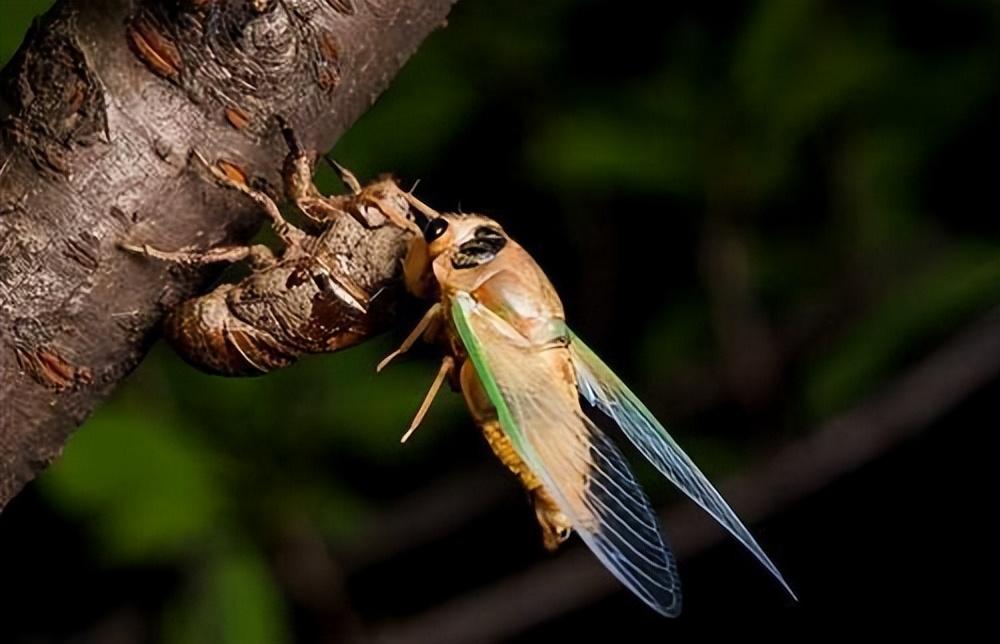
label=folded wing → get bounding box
[452,293,682,615]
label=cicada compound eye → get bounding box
[424,218,449,243]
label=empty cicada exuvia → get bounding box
[122,125,419,376]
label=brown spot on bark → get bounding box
[250,0,275,12]
[0,17,108,176]
[130,1,354,135]
[126,15,182,81]
[66,82,86,116]
[225,105,251,130]
[324,0,357,15]
[316,31,342,90]
[216,160,248,185]
[15,345,93,391]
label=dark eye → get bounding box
[424,218,449,242]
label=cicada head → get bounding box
[414,214,511,297]
[401,193,511,299]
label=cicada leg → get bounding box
[377,303,442,372]
[277,120,404,231]
[278,126,354,227]
[380,304,448,443]
[400,355,454,444]
[191,149,307,249]
[321,157,419,234]
[119,242,276,270]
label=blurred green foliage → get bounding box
[42,405,224,564]
[807,246,1000,417]
[2,0,998,640]
[162,543,290,644]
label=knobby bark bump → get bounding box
[0,0,457,510]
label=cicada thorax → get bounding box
[406,213,566,345]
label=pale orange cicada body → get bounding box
[378,195,796,615]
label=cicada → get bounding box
[379,197,796,615]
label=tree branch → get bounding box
[0,0,456,510]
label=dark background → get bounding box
[1,1,998,642]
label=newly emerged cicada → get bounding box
[379,197,797,615]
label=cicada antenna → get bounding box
[403,191,439,219]
[403,190,441,232]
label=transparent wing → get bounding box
[452,293,682,616]
[569,332,797,600]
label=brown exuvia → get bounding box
[122,127,417,375]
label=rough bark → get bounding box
[0,0,456,510]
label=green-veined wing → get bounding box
[451,292,682,615]
[569,332,797,600]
